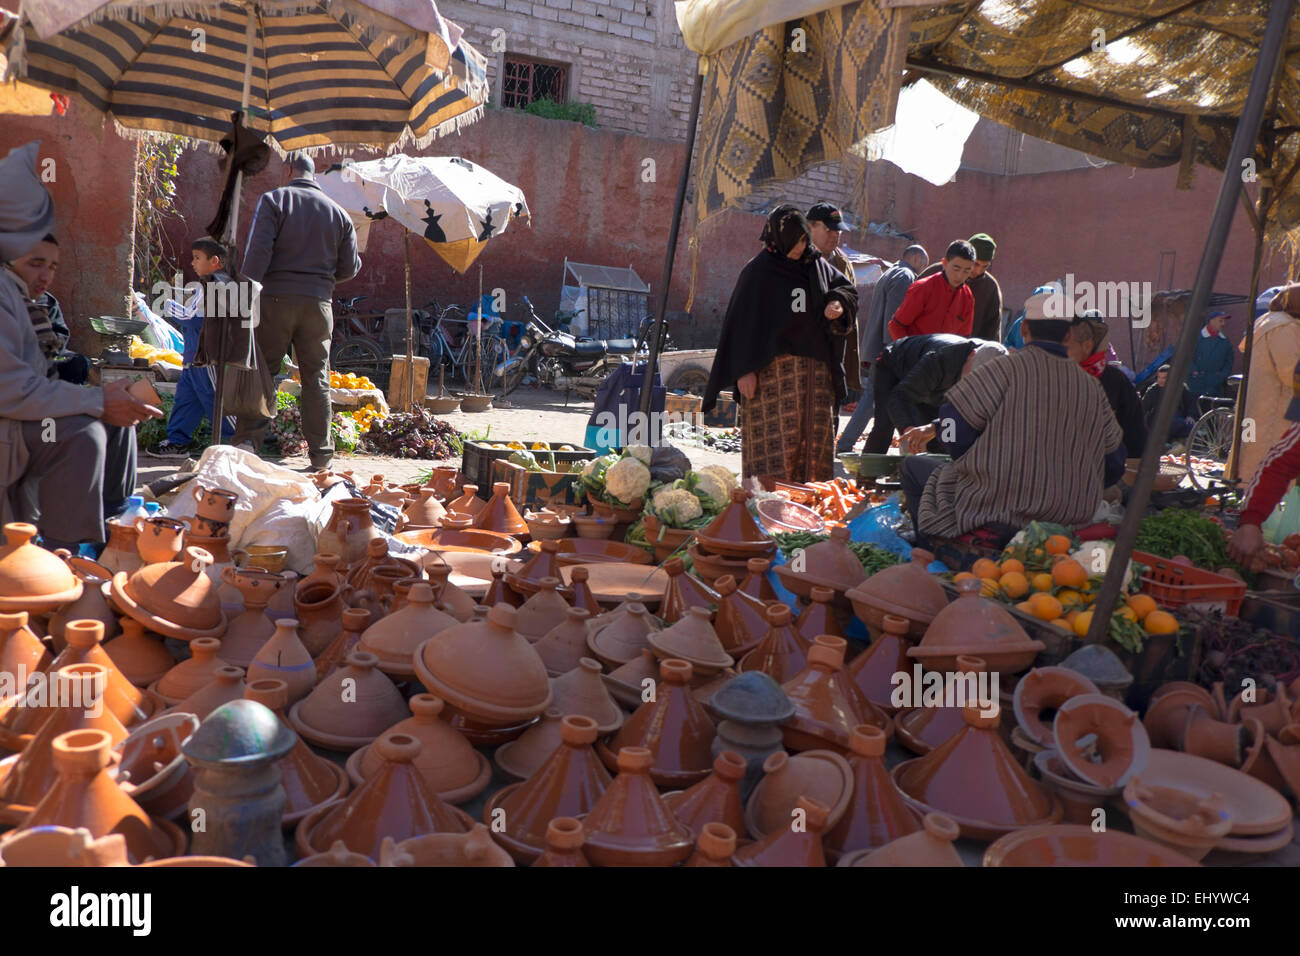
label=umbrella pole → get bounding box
[1084,0,1294,645]
[638,55,706,424]
[404,231,414,411]
[475,263,483,394]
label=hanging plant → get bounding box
[132,135,188,296]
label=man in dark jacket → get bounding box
[917,232,1002,340]
[235,153,360,468]
[1186,310,1234,399]
[862,333,1006,454]
[1141,364,1199,444]
[1066,313,1147,460]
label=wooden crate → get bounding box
[490,459,585,509]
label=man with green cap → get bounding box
[919,232,1002,341]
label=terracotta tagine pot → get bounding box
[316,497,380,569]
[48,557,119,649]
[44,619,153,727]
[378,824,514,867]
[246,618,316,704]
[292,579,345,659]
[494,708,567,781]
[846,613,914,714]
[180,533,248,612]
[908,578,1044,674]
[845,547,948,639]
[102,617,172,689]
[793,585,847,644]
[695,488,777,559]
[895,655,991,756]
[535,608,594,677]
[599,658,717,787]
[582,746,694,867]
[687,543,752,587]
[743,748,853,839]
[824,724,922,859]
[648,606,734,676]
[112,710,199,822]
[772,522,866,607]
[295,732,472,861]
[482,566,523,609]
[110,547,225,642]
[892,705,1064,841]
[482,714,612,864]
[315,608,370,681]
[733,795,829,867]
[839,812,963,867]
[357,582,457,680]
[344,694,490,804]
[982,821,1199,867]
[0,826,132,867]
[242,679,349,828]
[1123,777,1232,861]
[685,821,738,867]
[1012,666,1101,747]
[587,601,660,669]
[424,564,476,622]
[0,610,50,680]
[1052,693,1150,789]
[212,567,283,667]
[472,482,529,537]
[739,603,810,683]
[549,657,624,734]
[99,520,143,575]
[659,557,721,624]
[602,648,664,711]
[151,637,227,706]
[289,651,408,752]
[741,558,779,604]
[292,840,375,867]
[403,488,448,529]
[781,636,890,753]
[711,575,768,658]
[505,538,562,598]
[0,523,83,613]
[171,665,246,720]
[709,671,796,799]
[514,577,572,643]
[445,485,487,522]
[18,728,184,863]
[661,749,748,838]
[531,816,591,867]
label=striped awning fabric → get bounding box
[4,0,489,153]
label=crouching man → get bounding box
[0,142,160,550]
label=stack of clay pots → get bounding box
[688,489,776,587]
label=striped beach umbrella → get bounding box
[2,0,489,153]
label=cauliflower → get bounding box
[698,465,738,495]
[691,471,729,511]
[581,458,601,479]
[625,445,653,466]
[652,487,703,526]
[605,456,651,505]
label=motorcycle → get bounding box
[499,296,671,400]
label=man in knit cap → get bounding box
[917,232,1002,340]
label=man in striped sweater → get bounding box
[896,312,1126,541]
[1228,358,1300,566]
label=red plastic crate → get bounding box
[1131,550,1246,616]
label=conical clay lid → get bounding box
[659,557,720,624]
[102,618,172,688]
[494,709,566,780]
[908,578,1043,672]
[514,577,572,642]
[824,725,922,857]
[472,482,528,536]
[0,611,50,677]
[661,749,748,837]
[243,679,347,825]
[793,587,847,643]
[601,659,716,788]
[549,658,624,734]
[152,637,228,706]
[531,816,591,867]
[349,694,488,804]
[290,651,408,752]
[733,796,829,867]
[0,523,82,611]
[582,746,694,866]
[845,547,948,632]
[358,583,457,679]
[739,604,810,683]
[587,602,659,668]
[648,607,734,672]
[846,614,913,713]
[781,636,890,753]
[896,656,989,755]
[711,575,768,657]
[840,812,963,867]
[685,821,738,867]
[535,608,594,677]
[171,665,246,720]
[46,619,150,727]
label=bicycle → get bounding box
[1184,374,1243,491]
[426,305,509,390]
[331,294,389,387]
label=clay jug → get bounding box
[472,482,528,536]
[483,714,611,864]
[247,618,316,704]
[601,658,716,787]
[403,488,448,528]
[99,520,143,575]
[298,553,345,593]
[734,795,829,867]
[348,694,489,804]
[152,637,228,706]
[659,557,720,624]
[824,725,922,859]
[794,586,847,643]
[48,557,119,650]
[102,618,172,688]
[740,558,778,605]
[266,571,299,621]
[346,538,420,595]
[685,821,737,867]
[847,613,914,714]
[293,579,344,658]
[428,466,460,501]
[134,516,186,565]
[549,657,623,734]
[494,709,566,780]
[482,567,522,609]
[843,812,963,867]
[316,608,371,681]
[19,728,181,863]
[46,619,149,727]
[587,602,659,669]
[661,750,748,837]
[217,567,284,667]
[242,679,348,828]
[648,606,734,675]
[535,608,594,677]
[515,577,572,643]
[0,610,50,680]
[358,582,457,680]
[739,603,810,682]
[317,498,379,569]
[414,604,552,726]
[297,733,470,860]
[532,817,591,867]
[582,746,694,866]
[425,564,476,622]
[712,575,768,657]
[445,485,487,521]
[567,566,599,615]
[172,665,246,719]
[782,636,890,753]
[289,651,408,752]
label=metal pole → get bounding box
[474,262,484,395]
[638,55,706,425]
[404,230,414,410]
[1084,0,1295,644]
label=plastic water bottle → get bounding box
[144,501,163,516]
[118,495,149,524]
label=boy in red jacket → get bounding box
[888,239,975,340]
[1228,357,1300,566]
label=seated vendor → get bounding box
[3,234,91,384]
[895,307,1126,543]
[1065,312,1148,461]
[0,142,160,550]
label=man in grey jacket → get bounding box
[235,153,360,468]
[836,244,927,453]
[0,142,159,549]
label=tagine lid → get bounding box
[696,489,776,556]
[908,578,1044,664]
[709,670,796,724]
[1137,749,1291,836]
[182,699,295,766]
[983,822,1204,867]
[1012,666,1101,747]
[648,607,735,670]
[0,523,82,610]
[110,547,225,640]
[1053,693,1150,789]
[845,547,948,622]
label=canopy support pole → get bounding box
[638,55,706,425]
[404,230,415,411]
[1084,0,1295,645]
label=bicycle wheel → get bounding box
[331,336,388,388]
[1185,406,1235,490]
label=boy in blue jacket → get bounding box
[1186,310,1234,399]
[146,237,236,457]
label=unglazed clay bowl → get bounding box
[983,824,1200,866]
[526,539,653,567]
[1136,749,1291,836]
[394,527,522,555]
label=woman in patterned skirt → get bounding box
[703,205,858,483]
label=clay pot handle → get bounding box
[192,484,204,504]
[133,515,147,534]
[231,548,249,568]
[221,565,239,585]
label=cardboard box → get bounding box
[490,459,585,509]
[665,392,703,427]
[703,390,738,428]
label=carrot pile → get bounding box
[806,478,867,520]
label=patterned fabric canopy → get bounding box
[2,0,488,153]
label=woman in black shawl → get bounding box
[703,205,858,482]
